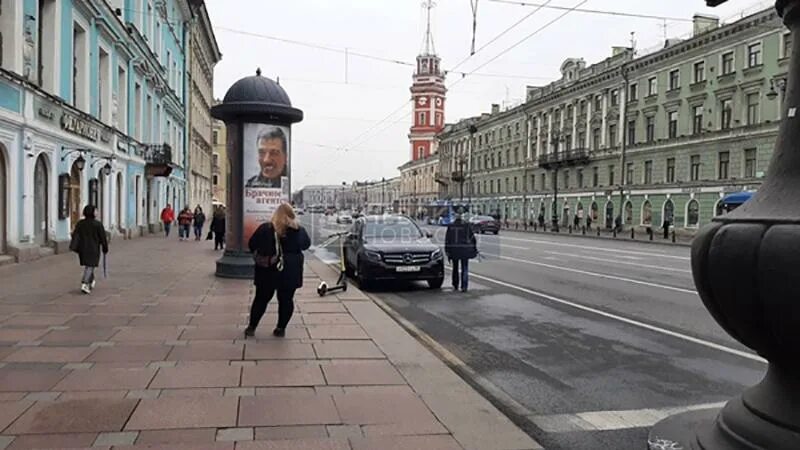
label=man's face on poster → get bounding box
[258,137,286,180]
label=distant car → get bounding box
[295,208,305,215]
[469,215,500,234]
[336,213,353,224]
[343,215,444,289]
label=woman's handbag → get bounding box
[253,231,284,271]
[206,230,213,240]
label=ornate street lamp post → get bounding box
[648,1,800,448]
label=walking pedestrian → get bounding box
[210,207,226,250]
[245,203,311,338]
[160,204,175,237]
[445,211,477,293]
[193,205,206,241]
[178,206,193,241]
[586,215,593,230]
[69,205,109,294]
[663,218,671,240]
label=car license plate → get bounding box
[396,266,420,272]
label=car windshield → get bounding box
[363,218,422,239]
[471,216,493,222]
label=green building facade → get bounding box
[437,8,786,235]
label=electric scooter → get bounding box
[317,232,348,296]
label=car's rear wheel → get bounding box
[493,230,499,235]
[427,277,444,289]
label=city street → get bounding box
[304,213,766,450]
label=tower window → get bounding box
[419,112,427,126]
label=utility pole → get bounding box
[468,124,478,209]
[523,111,532,226]
[381,177,385,214]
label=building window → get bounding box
[718,151,730,179]
[592,167,599,187]
[608,165,615,186]
[747,42,762,67]
[117,66,128,133]
[721,98,733,130]
[693,61,705,83]
[721,51,734,75]
[692,105,704,134]
[645,116,655,142]
[578,131,586,148]
[562,171,569,189]
[669,69,680,91]
[72,22,88,110]
[540,174,546,190]
[626,163,634,185]
[746,93,760,125]
[608,124,617,147]
[666,158,676,183]
[690,155,701,181]
[594,95,602,112]
[530,174,535,191]
[629,83,638,101]
[627,120,636,146]
[644,160,653,184]
[648,77,657,96]
[212,130,219,145]
[212,175,218,186]
[687,200,700,227]
[577,169,584,188]
[610,89,619,107]
[592,128,601,150]
[419,112,426,126]
[579,100,587,116]
[668,111,678,139]
[783,32,792,59]
[744,148,757,178]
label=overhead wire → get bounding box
[488,0,693,22]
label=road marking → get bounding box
[528,402,726,432]
[479,235,690,261]
[481,253,697,294]
[464,271,765,363]
[542,251,693,274]
[478,241,530,250]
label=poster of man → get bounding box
[243,124,290,242]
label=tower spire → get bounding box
[421,0,437,56]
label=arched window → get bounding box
[604,201,614,228]
[663,199,675,225]
[590,201,599,221]
[687,199,700,227]
[641,200,652,225]
[624,201,633,225]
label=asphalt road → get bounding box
[301,213,766,450]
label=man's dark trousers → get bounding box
[451,258,469,291]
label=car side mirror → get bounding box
[425,231,433,238]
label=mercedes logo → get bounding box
[403,253,413,263]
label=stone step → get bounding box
[0,254,14,267]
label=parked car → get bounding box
[336,213,353,224]
[469,215,500,234]
[343,215,444,289]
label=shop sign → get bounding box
[60,112,99,142]
[34,97,57,122]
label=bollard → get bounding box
[569,225,573,234]
[631,227,635,239]
[597,227,601,236]
[672,231,676,243]
[613,228,617,238]
[582,226,586,235]
[533,223,537,232]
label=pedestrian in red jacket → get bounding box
[160,204,175,237]
[178,206,194,241]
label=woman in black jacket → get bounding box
[245,203,311,338]
[445,213,477,292]
[70,205,109,294]
[210,207,226,250]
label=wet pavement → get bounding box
[303,213,766,450]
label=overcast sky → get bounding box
[206,0,773,190]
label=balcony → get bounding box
[144,144,174,177]
[538,148,589,170]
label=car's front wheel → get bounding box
[356,259,371,290]
[427,277,444,289]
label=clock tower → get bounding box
[409,0,446,161]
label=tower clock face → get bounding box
[435,98,443,107]
[418,97,428,106]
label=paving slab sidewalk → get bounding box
[0,236,540,449]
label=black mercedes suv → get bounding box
[343,215,444,289]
